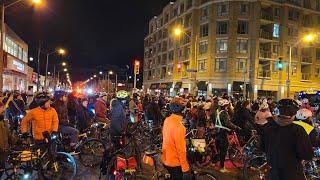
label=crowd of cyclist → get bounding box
[0,89,320,179]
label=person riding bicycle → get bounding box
[110,91,129,145]
[21,93,59,141]
[294,108,320,147]
[7,91,26,131]
[162,97,190,179]
[95,92,109,123]
[53,91,79,147]
[215,99,241,173]
[261,99,313,179]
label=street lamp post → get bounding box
[286,34,315,98]
[44,48,65,91]
[0,0,41,90]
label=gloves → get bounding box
[183,171,192,180]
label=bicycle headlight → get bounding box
[19,114,24,119]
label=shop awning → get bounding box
[174,82,182,89]
[160,82,173,90]
[150,83,160,89]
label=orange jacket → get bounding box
[21,107,59,140]
[161,114,190,172]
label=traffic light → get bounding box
[277,57,283,71]
[134,60,140,74]
[177,63,182,72]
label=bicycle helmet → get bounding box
[218,99,229,107]
[296,108,313,120]
[302,98,309,104]
[116,90,128,99]
[259,102,269,110]
[277,99,299,117]
[35,92,51,106]
[169,97,187,114]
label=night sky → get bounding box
[4,0,172,81]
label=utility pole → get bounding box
[37,42,41,92]
[0,4,5,91]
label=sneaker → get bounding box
[219,168,230,173]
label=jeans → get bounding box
[164,165,183,180]
[60,125,79,144]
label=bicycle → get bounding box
[227,130,262,168]
[141,148,217,180]
[59,125,106,167]
[4,132,77,180]
[99,124,142,180]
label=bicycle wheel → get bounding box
[193,171,217,180]
[39,152,77,180]
[79,138,105,167]
[228,145,243,168]
[242,156,268,180]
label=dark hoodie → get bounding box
[110,100,128,136]
[262,116,313,180]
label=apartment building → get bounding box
[143,0,320,99]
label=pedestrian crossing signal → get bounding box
[134,60,140,74]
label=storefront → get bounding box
[159,82,172,95]
[197,81,208,97]
[149,83,160,94]
[3,53,28,91]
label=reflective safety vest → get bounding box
[293,121,314,135]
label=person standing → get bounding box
[0,102,9,178]
[262,99,313,179]
[95,93,109,123]
[162,97,190,179]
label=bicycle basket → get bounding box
[127,157,137,169]
[116,156,127,171]
[191,139,206,153]
[13,149,40,162]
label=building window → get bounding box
[292,63,297,75]
[201,0,210,4]
[200,6,209,20]
[186,0,193,9]
[236,39,248,53]
[164,14,169,23]
[240,4,248,14]
[184,46,191,60]
[185,14,192,27]
[272,62,279,72]
[288,10,299,21]
[316,67,320,78]
[198,59,207,72]
[237,20,248,34]
[273,44,280,55]
[200,23,209,37]
[215,58,227,72]
[317,0,320,11]
[288,27,298,37]
[317,49,320,60]
[172,8,178,18]
[236,58,247,72]
[180,3,185,14]
[216,39,228,53]
[273,24,280,38]
[274,8,280,18]
[199,41,208,55]
[217,3,229,16]
[217,21,229,34]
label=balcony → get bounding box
[260,29,273,40]
[261,11,273,21]
[259,50,272,59]
[301,73,311,81]
[301,55,312,63]
[258,70,271,78]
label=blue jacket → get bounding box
[110,100,128,136]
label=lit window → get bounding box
[216,39,228,53]
[273,24,280,38]
[215,58,227,72]
[198,59,207,72]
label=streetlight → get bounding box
[99,71,103,75]
[172,25,198,95]
[29,57,34,62]
[0,0,41,90]
[45,48,66,91]
[287,33,315,98]
[63,68,67,72]
[94,74,97,78]
[48,72,51,75]
[62,62,67,66]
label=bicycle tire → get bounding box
[39,152,77,180]
[228,145,243,168]
[79,138,105,167]
[242,155,268,180]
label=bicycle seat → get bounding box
[145,150,158,156]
